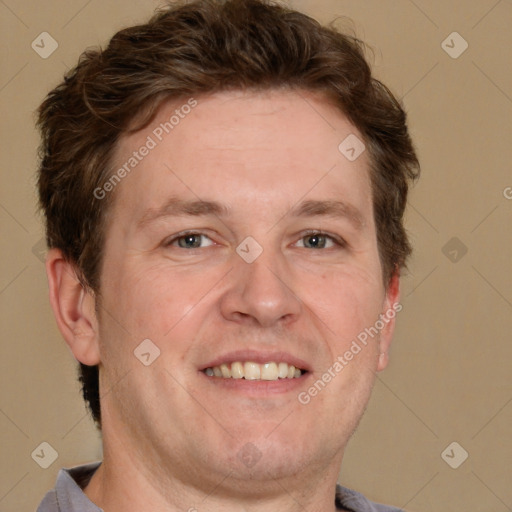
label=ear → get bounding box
[45,248,101,366]
[376,269,401,372]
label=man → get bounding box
[36,0,419,510]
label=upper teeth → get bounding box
[204,362,303,380]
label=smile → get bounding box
[203,361,305,380]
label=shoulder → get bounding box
[336,484,405,512]
[36,462,102,512]
[36,489,58,512]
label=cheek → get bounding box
[96,267,203,399]
[303,266,384,332]
[102,260,222,343]
[299,272,385,379]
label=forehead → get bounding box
[108,89,373,226]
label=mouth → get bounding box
[203,361,306,381]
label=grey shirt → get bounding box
[36,462,404,512]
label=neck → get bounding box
[84,438,343,512]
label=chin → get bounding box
[208,431,327,484]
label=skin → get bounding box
[47,89,400,512]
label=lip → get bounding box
[199,349,312,373]
[199,370,310,395]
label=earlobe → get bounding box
[45,248,101,366]
[376,270,401,372]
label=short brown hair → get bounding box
[37,0,419,427]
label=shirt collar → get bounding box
[55,462,102,512]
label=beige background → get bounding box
[1,0,511,510]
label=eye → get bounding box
[295,232,343,249]
[166,232,214,249]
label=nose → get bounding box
[219,246,302,328]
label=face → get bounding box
[94,90,398,492]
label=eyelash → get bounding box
[300,230,347,249]
[164,230,346,250]
[164,232,214,249]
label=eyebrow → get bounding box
[137,197,365,230]
[137,197,229,229]
[290,199,365,230]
